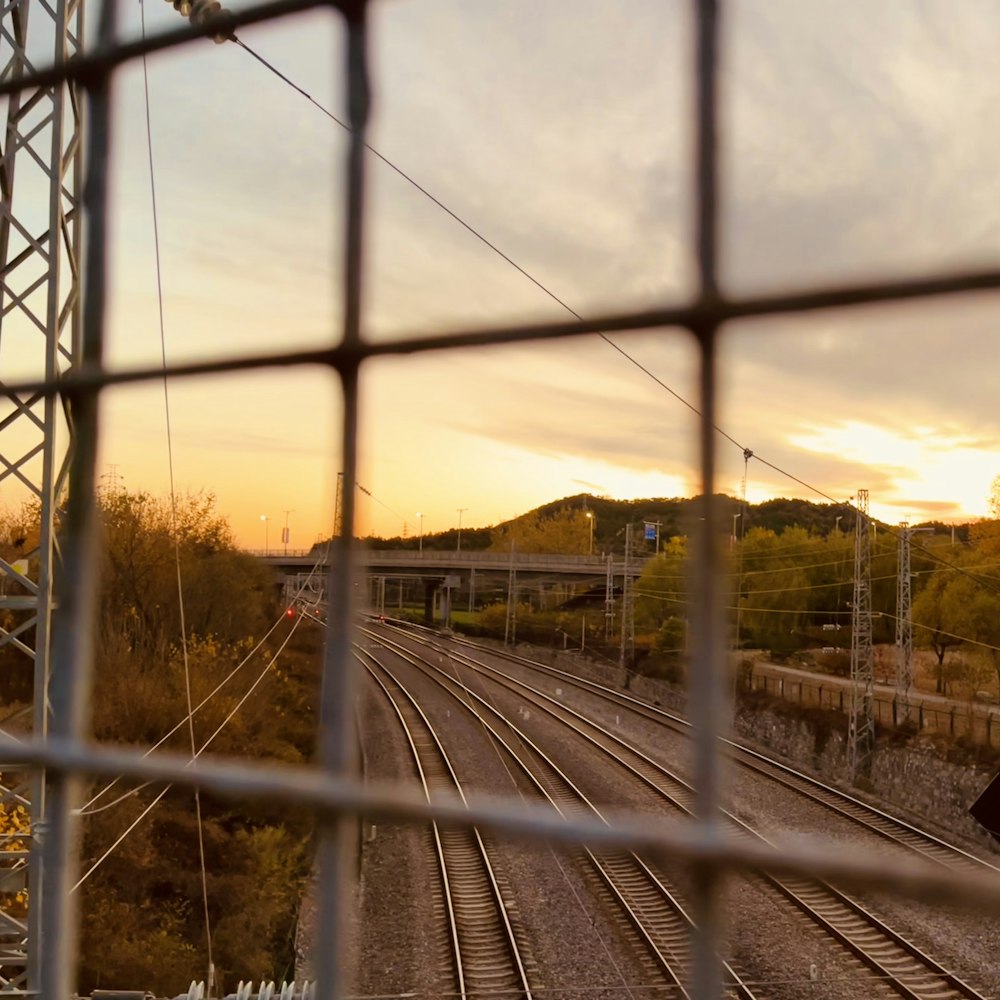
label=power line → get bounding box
[76,607,291,816]
[228,36,846,506]
[73,613,303,891]
[79,553,330,816]
[230,36,1000,626]
[139,0,214,981]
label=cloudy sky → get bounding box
[33,0,1000,545]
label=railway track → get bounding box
[367,623,994,1000]
[358,647,535,1000]
[361,636,759,1000]
[416,622,1000,876]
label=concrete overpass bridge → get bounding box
[261,549,652,623]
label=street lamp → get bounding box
[731,511,741,550]
[585,511,594,555]
[259,514,270,555]
[835,515,843,533]
[416,512,424,553]
[457,507,468,552]
[283,508,295,555]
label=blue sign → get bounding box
[644,522,657,541]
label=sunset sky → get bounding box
[51,1,1000,546]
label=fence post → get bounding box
[950,706,956,735]
[892,698,897,727]
[919,703,924,729]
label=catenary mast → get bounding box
[0,0,83,984]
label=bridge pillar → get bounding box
[423,579,439,625]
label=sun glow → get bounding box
[787,421,994,523]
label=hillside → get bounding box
[356,494,971,552]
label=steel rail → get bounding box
[432,625,1000,875]
[357,648,534,1000]
[358,631,759,1000]
[376,625,991,1000]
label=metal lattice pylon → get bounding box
[848,489,874,782]
[619,523,634,687]
[0,0,83,986]
[895,521,914,721]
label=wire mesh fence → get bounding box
[4,1,1000,998]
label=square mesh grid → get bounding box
[3,1,1000,997]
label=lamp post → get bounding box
[457,507,468,552]
[416,512,424,553]
[835,515,843,533]
[282,508,295,555]
[586,511,594,555]
[731,511,741,550]
[260,514,270,555]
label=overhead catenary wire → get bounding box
[73,612,304,891]
[228,35,846,508]
[139,2,215,973]
[76,607,294,816]
[78,548,330,816]
[226,34,1000,659]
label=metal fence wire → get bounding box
[4,1,1000,999]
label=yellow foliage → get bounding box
[0,773,30,918]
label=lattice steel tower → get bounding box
[895,521,913,720]
[0,0,82,987]
[619,523,634,688]
[848,489,874,782]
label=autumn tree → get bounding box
[76,488,313,992]
[489,506,591,554]
[635,535,688,636]
[912,569,966,693]
[98,488,274,662]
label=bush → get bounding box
[816,649,851,677]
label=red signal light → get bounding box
[286,607,296,618]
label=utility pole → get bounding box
[456,507,467,552]
[849,489,875,783]
[895,521,912,723]
[101,464,123,495]
[504,539,517,646]
[619,524,635,688]
[604,552,614,640]
[896,522,931,721]
[0,0,83,981]
[282,509,295,555]
[333,471,344,539]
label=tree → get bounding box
[634,536,688,633]
[98,488,273,660]
[489,506,591,554]
[912,570,965,693]
[736,527,817,653]
[76,487,311,992]
[989,476,1000,519]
